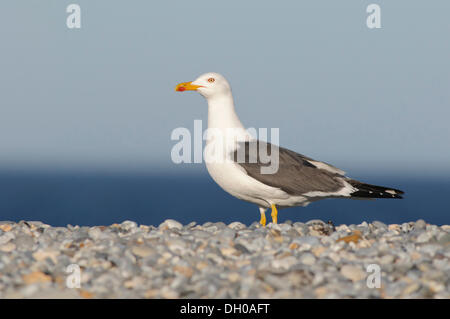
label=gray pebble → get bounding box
[14,234,34,250]
[159,219,183,230]
[293,236,320,246]
[414,219,427,230]
[372,221,388,230]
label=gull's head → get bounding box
[175,72,231,99]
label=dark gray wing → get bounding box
[233,141,346,196]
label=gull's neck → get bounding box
[205,92,252,159]
[206,93,245,130]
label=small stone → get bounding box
[293,224,309,236]
[300,253,316,266]
[423,280,445,293]
[79,290,94,299]
[32,250,60,263]
[294,236,320,246]
[196,261,209,270]
[159,219,183,230]
[410,251,422,260]
[21,285,40,297]
[15,234,35,250]
[145,289,159,298]
[268,229,283,243]
[437,233,450,245]
[241,221,255,230]
[0,232,15,245]
[191,230,210,238]
[340,265,366,282]
[234,243,251,254]
[403,283,420,295]
[228,222,246,230]
[228,272,241,283]
[278,223,292,232]
[72,230,89,242]
[312,245,327,257]
[185,221,197,228]
[0,242,16,252]
[379,254,395,265]
[0,224,13,232]
[124,277,144,289]
[414,219,427,230]
[121,220,137,230]
[388,224,400,231]
[203,225,219,233]
[131,245,155,258]
[272,256,297,270]
[173,265,194,278]
[23,271,52,284]
[372,221,388,229]
[88,227,103,240]
[306,219,326,226]
[416,232,432,243]
[160,287,179,299]
[220,247,239,257]
[358,221,369,228]
[309,229,321,236]
[217,227,236,239]
[315,286,329,298]
[337,230,362,244]
[307,219,334,236]
[402,223,413,233]
[336,224,350,232]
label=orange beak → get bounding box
[175,81,203,92]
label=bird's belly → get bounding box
[205,161,290,207]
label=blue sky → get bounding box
[1,0,449,176]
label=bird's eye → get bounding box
[207,78,215,83]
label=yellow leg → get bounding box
[271,204,278,224]
[259,207,267,227]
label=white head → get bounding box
[175,72,232,100]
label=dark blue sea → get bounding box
[0,169,449,226]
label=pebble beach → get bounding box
[0,219,449,299]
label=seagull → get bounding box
[175,72,404,226]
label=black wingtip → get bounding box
[349,180,404,199]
